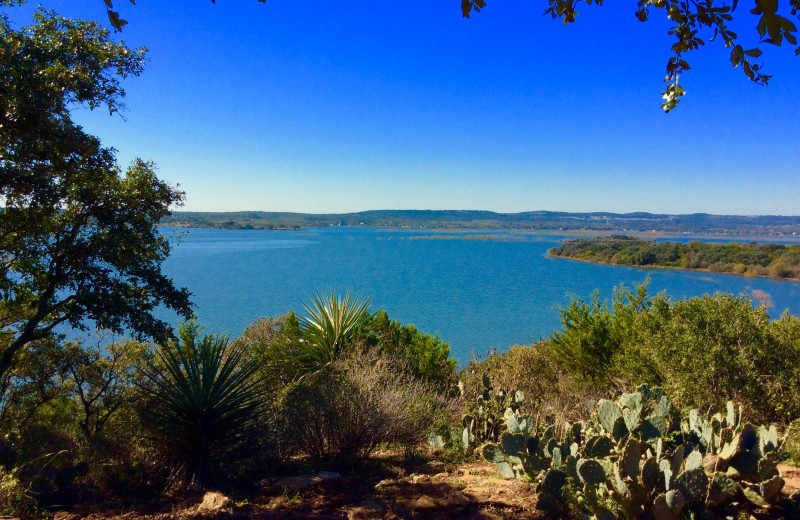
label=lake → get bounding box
[156,227,800,364]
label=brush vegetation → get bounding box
[2,285,799,518]
[550,236,800,280]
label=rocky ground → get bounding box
[47,461,800,520]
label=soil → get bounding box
[48,459,800,520]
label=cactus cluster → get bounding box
[428,375,527,453]
[460,375,527,452]
[483,384,797,518]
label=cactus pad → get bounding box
[640,415,667,443]
[621,438,642,479]
[500,432,526,458]
[577,459,607,485]
[619,391,643,412]
[483,443,506,464]
[684,450,702,471]
[597,399,622,433]
[675,468,709,501]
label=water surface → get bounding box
[157,227,800,363]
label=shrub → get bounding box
[0,466,36,519]
[232,312,302,389]
[138,321,264,487]
[372,310,457,389]
[617,292,800,423]
[463,343,606,428]
[551,284,800,423]
[279,348,455,463]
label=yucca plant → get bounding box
[290,290,375,375]
[138,321,263,487]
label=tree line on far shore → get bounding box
[549,236,800,280]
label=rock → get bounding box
[53,512,80,520]
[196,491,233,516]
[395,486,470,515]
[416,461,445,475]
[376,478,399,489]
[274,471,341,493]
[348,501,387,520]
[274,476,321,492]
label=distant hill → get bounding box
[160,210,800,235]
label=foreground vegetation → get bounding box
[1,286,799,518]
[550,236,800,280]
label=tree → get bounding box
[0,8,193,381]
[549,290,621,384]
[62,338,151,441]
[372,310,457,389]
[463,0,799,111]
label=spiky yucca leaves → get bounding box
[139,321,263,487]
[292,291,374,375]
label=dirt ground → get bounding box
[50,460,800,520]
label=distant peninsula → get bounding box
[549,236,800,281]
[160,210,800,235]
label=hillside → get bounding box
[161,210,800,235]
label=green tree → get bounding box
[62,339,151,441]
[549,291,620,384]
[372,310,457,388]
[0,8,193,380]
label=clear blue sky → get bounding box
[7,1,800,214]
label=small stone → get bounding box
[375,478,398,489]
[196,491,233,516]
[348,501,387,520]
[274,475,322,492]
[53,512,80,520]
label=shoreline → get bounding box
[157,225,800,243]
[547,252,800,284]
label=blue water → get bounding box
[156,227,800,363]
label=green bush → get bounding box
[372,310,457,389]
[0,466,36,519]
[232,312,302,390]
[550,283,800,423]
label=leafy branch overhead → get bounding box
[464,0,799,111]
[94,0,797,112]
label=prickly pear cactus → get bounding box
[482,386,795,518]
[453,375,532,453]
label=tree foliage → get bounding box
[372,310,458,389]
[549,283,800,422]
[62,338,151,441]
[0,8,192,380]
[551,237,800,279]
[465,0,799,111]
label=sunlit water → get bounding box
[151,227,800,364]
